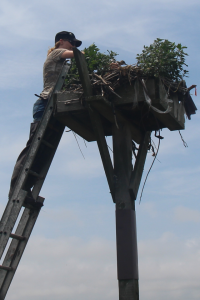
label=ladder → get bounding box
[0,61,70,299]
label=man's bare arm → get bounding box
[61,50,85,59]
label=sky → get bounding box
[0,0,200,299]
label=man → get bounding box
[9,31,82,200]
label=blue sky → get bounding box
[0,0,199,299]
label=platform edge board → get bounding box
[112,78,185,131]
[151,79,185,130]
[54,76,185,143]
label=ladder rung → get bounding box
[28,170,44,179]
[0,265,13,271]
[41,139,55,149]
[10,233,26,241]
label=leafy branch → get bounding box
[64,43,118,88]
[136,38,189,81]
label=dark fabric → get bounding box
[33,98,48,121]
[55,31,82,47]
[8,121,40,199]
[178,81,197,120]
[183,92,197,120]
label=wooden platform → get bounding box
[54,78,185,143]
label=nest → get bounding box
[62,63,197,119]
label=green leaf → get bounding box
[136,38,189,80]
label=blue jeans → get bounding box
[33,98,48,122]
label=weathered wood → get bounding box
[56,99,85,113]
[54,92,96,141]
[0,196,45,299]
[55,91,84,113]
[0,190,27,260]
[89,109,115,200]
[54,77,185,145]
[112,78,185,130]
[31,120,65,200]
[57,113,96,142]
[73,48,93,97]
[112,123,139,300]
[116,210,138,280]
[118,280,139,300]
[112,80,144,106]
[87,95,142,144]
[112,123,133,209]
[9,233,26,241]
[129,131,151,200]
[73,48,115,200]
[147,78,185,130]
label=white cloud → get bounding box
[7,236,117,300]
[139,233,200,300]
[174,206,200,223]
[5,232,200,300]
[48,132,105,178]
[139,201,158,218]
[0,0,199,88]
[0,55,42,89]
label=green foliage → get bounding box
[136,38,189,81]
[64,43,118,87]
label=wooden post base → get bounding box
[119,280,139,300]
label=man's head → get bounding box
[55,31,82,47]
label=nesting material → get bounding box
[54,64,197,143]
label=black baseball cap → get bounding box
[55,31,82,47]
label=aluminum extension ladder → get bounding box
[0,61,70,299]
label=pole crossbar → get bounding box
[129,131,151,200]
[73,48,115,201]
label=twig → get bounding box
[93,73,122,99]
[83,138,87,148]
[139,130,161,204]
[179,130,188,147]
[72,131,85,159]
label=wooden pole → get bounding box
[113,122,139,300]
[73,48,151,299]
[73,48,115,201]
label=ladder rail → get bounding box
[31,123,65,199]
[0,190,28,261]
[0,62,70,260]
[10,62,71,202]
[0,197,45,300]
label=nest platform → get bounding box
[54,78,185,144]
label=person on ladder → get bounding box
[8,31,83,201]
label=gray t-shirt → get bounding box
[40,48,67,99]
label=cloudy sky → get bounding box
[0,0,199,299]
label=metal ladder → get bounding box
[0,61,70,299]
